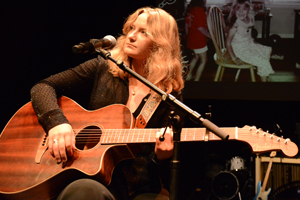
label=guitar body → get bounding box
[253,181,271,200]
[253,151,276,200]
[0,96,141,200]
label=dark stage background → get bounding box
[1,0,300,199]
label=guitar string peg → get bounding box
[277,137,281,142]
[256,128,260,134]
[284,138,290,144]
[270,133,274,139]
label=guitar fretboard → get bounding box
[100,127,236,144]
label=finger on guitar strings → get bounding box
[58,138,68,163]
[64,132,75,157]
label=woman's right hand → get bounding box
[48,123,76,163]
[232,57,244,65]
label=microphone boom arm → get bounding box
[97,48,229,140]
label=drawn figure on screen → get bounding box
[226,0,274,82]
[185,0,211,82]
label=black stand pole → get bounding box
[168,111,183,200]
[97,49,229,200]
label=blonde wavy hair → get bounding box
[108,7,184,94]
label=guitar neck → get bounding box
[100,127,230,144]
[98,126,298,157]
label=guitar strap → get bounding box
[134,92,162,128]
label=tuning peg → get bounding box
[277,137,281,142]
[249,126,255,131]
[256,128,260,134]
[263,130,269,136]
[270,133,274,139]
[284,138,290,144]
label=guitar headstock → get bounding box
[237,125,298,157]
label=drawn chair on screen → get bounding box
[207,5,256,82]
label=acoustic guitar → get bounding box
[0,96,298,200]
[253,151,277,200]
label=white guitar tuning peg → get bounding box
[256,129,260,134]
[270,134,274,139]
[277,137,281,142]
[284,138,290,144]
[249,126,258,132]
[263,130,269,136]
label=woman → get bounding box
[30,7,184,200]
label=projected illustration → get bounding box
[157,0,300,83]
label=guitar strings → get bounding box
[71,128,217,144]
[70,128,290,145]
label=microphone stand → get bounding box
[97,49,229,200]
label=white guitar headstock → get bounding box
[240,125,298,157]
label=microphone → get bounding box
[72,35,116,54]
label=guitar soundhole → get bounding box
[75,125,101,150]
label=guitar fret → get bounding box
[192,129,195,141]
[193,128,196,141]
[148,130,151,142]
[113,129,116,143]
[121,130,125,143]
[117,129,121,143]
[110,129,114,143]
[100,131,104,143]
[106,129,110,143]
[109,129,113,143]
[184,129,190,141]
[126,130,129,143]
[152,129,157,142]
[142,130,145,142]
[137,129,140,142]
[105,129,109,143]
[131,129,134,143]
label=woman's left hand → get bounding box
[155,127,174,160]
